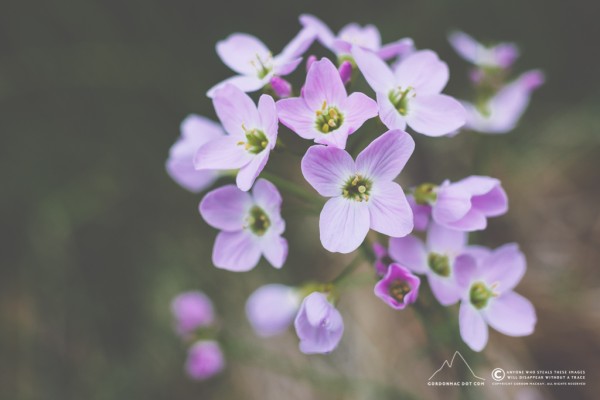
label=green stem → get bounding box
[331,254,364,285]
[259,171,324,208]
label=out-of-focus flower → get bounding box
[407,194,431,231]
[389,223,467,305]
[454,244,536,352]
[374,264,420,310]
[207,29,316,96]
[301,130,414,253]
[185,341,225,380]
[294,292,344,354]
[352,47,466,137]
[277,58,377,149]
[448,31,519,69]
[199,179,288,271]
[462,70,545,134]
[171,291,215,336]
[194,85,277,191]
[166,115,225,192]
[269,76,292,98]
[300,14,413,60]
[372,242,392,276]
[338,60,353,85]
[246,284,301,337]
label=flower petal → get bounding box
[448,31,482,66]
[429,275,461,306]
[405,94,466,137]
[301,145,355,197]
[368,181,413,237]
[453,253,479,294]
[273,57,303,76]
[394,50,449,95]
[356,129,415,181]
[194,136,253,170]
[320,197,370,253]
[388,235,428,273]
[276,97,318,140]
[481,243,526,292]
[484,292,536,337]
[213,84,261,136]
[216,33,270,75]
[377,38,414,60]
[376,92,407,131]
[252,178,282,215]
[459,302,489,352]
[245,284,300,337]
[260,233,288,268]
[340,92,378,133]
[442,208,487,231]
[207,75,266,98]
[303,58,347,110]
[299,14,336,50]
[236,151,269,191]
[212,230,262,272]
[352,46,396,93]
[426,222,467,255]
[199,185,253,231]
[258,94,279,143]
[277,27,317,61]
[472,184,508,216]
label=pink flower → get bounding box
[352,46,466,137]
[194,84,277,191]
[166,115,225,192]
[301,130,414,253]
[448,31,519,69]
[462,70,545,134]
[171,291,215,336]
[294,292,344,354]
[374,264,420,310]
[454,244,536,351]
[199,179,288,271]
[207,29,316,97]
[277,58,378,149]
[185,341,225,380]
[300,14,414,60]
[245,284,301,337]
[372,242,392,276]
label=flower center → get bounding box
[246,206,271,236]
[469,281,496,310]
[315,101,344,133]
[342,174,372,202]
[389,279,411,303]
[388,87,415,116]
[250,53,273,79]
[413,182,438,205]
[238,125,268,155]
[428,252,450,277]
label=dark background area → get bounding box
[1,0,599,399]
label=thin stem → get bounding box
[260,171,324,208]
[331,254,363,285]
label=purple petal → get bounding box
[426,222,467,255]
[432,183,471,224]
[352,46,396,93]
[441,208,487,231]
[459,302,489,352]
[185,341,225,380]
[171,291,214,335]
[252,178,282,215]
[483,292,536,337]
[313,129,350,149]
[408,196,431,231]
[294,292,344,354]
[207,75,266,98]
[448,31,481,65]
[481,243,526,292]
[276,97,318,140]
[301,145,355,197]
[337,23,381,52]
[269,76,292,98]
[260,233,288,268]
[453,253,479,294]
[193,136,253,170]
[394,50,449,95]
[374,264,420,310]
[340,92,378,133]
[356,129,415,181]
[472,185,508,217]
[166,157,218,193]
[273,57,303,76]
[493,43,520,68]
[216,33,270,75]
[389,235,428,273]
[236,151,269,191]
[320,196,370,253]
[303,58,347,110]
[277,27,317,61]
[246,284,300,337]
[257,94,279,143]
[213,84,261,137]
[338,61,353,84]
[429,275,461,306]
[199,185,252,231]
[368,181,413,237]
[299,14,336,50]
[212,230,262,272]
[377,92,407,131]
[377,38,414,60]
[405,94,466,137]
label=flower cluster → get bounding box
[171,292,225,380]
[166,16,542,373]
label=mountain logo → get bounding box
[428,351,485,381]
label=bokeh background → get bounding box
[2,0,599,399]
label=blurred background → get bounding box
[1,0,599,399]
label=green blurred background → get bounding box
[2,0,599,399]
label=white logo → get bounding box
[428,351,485,381]
[491,368,506,381]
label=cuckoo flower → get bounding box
[199,179,287,271]
[294,292,344,354]
[455,244,536,351]
[352,46,466,136]
[462,70,545,134]
[448,31,519,69]
[246,284,301,337]
[300,14,413,60]
[207,29,316,97]
[301,130,414,253]
[185,341,225,380]
[171,291,215,336]
[374,264,420,310]
[194,85,277,191]
[166,115,225,192]
[277,58,377,149]
[407,194,431,231]
[390,223,468,305]
[373,242,393,276]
